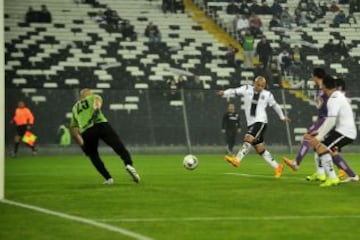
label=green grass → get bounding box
[1,153,360,240]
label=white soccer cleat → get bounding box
[341,175,359,183]
[103,178,114,185]
[126,165,140,183]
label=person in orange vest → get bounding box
[11,101,37,157]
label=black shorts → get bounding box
[16,125,28,137]
[81,122,123,155]
[322,130,354,152]
[246,122,267,145]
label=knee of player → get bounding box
[254,144,265,154]
[244,134,254,143]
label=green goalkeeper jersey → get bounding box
[70,94,107,133]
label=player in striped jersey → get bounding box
[218,76,291,178]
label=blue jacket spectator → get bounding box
[333,10,347,25]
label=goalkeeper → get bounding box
[70,88,140,184]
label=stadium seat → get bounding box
[125,96,139,102]
[31,95,47,104]
[12,78,27,87]
[96,82,111,88]
[170,100,183,107]
[216,79,230,87]
[293,127,307,142]
[109,104,124,110]
[124,103,138,113]
[43,82,58,88]
[134,83,149,89]
[65,78,80,87]
[21,88,37,97]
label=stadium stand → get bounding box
[5,0,360,148]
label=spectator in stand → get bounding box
[308,0,322,18]
[162,0,184,13]
[259,0,272,15]
[277,49,292,75]
[322,39,335,58]
[280,8,294,28]
[39,5,52,23]
[236,14,250,35]
[175,0,185,13]
[104,7,121,29]
[83,0,99,7]
[333,10,347,26]
[121,20,137,41]
[92,10,105,24]
[167,76,180,101]
[249,0,262,15]
[336,38,350,59]
[305,11,317,23]
[288,45,303,77]
[241,30,255,69]
[319,1,328,17]
[329,1,340,12]
[346,13,357,24]
[145,22,161,43]
[270,0,283,18]
[25,6,37,23]
[162,0,175,13]
[349,0,360,14]
[239,1,251,15]
[189,75,204,102]
[296,11,309,26]
[249,14,262,37]
[225,44,239,67]
[256,36,272,70]
[269,15,281,29]
[176,75,187,89]
[227,0,239,15]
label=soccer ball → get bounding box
[183,154,199,170]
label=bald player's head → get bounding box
[79,88,93,100]
[253,76,266,93]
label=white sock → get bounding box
[236,142,251,161]
[314,153,325,176]
[320,153,337,179]
[261,150,279,168]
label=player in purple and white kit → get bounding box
[303,75,357,187]
[283,69,358,182]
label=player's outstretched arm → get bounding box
[217,90,225,96]
[281,116,291,123]
[70,127,84,146]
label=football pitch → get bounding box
[1,153,360,240]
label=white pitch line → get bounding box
[97,215,360,223]
[224,172,301,180]
[1,199,154,240]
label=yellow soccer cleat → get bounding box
[320,178,340,187]
[306,172,326,182]
[274,164,284,178]
[224,155,240,168]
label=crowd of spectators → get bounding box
[162,0,185,13]
[25,5,52,23]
